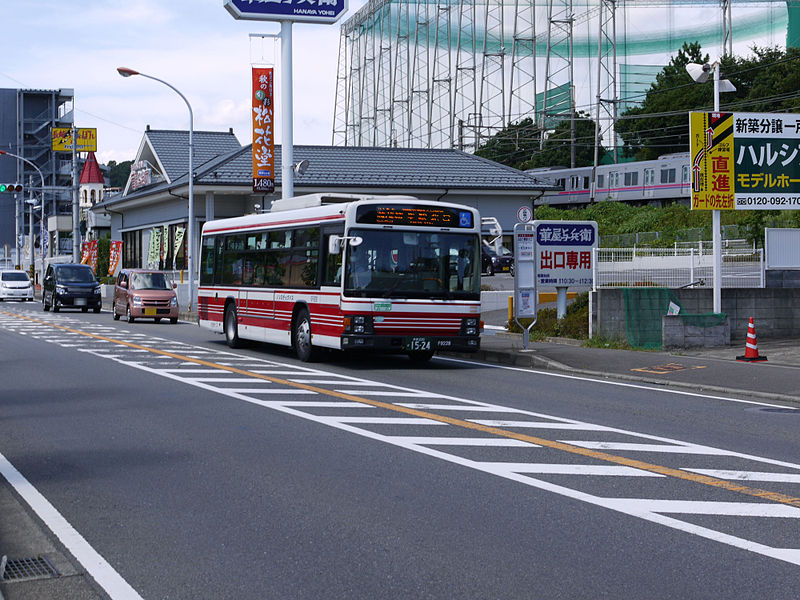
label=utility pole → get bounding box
[72,124,80,262]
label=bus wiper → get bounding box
[382,277,405,298]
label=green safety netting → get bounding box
[623,288,726,350]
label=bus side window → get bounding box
[200,236,216,285]
[322,231,344,286]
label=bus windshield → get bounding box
[344,229,481,299]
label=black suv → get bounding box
[42,263,102,313]
[481,245,514,276]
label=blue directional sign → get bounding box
[224,0,347,24]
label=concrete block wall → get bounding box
[592,287,800,345]
[662,315,730,349]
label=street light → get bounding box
[686,60,736,314]
[0,149,46,281]
[117,66,195,310]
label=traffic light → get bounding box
[0,183,22,193]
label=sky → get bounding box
[1,0,368,165]
[1,1,787,167]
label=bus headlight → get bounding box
[461,317,480,336]
[344,314,374,334]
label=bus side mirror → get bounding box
[328,235,363,255]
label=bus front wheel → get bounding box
[292,307,318,362]
[224,304,242,348]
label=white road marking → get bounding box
[605,498,800,518]
[0,453,143,599]
[476,463,664,477]
[384,436,539,447]
[396,403,524,412]
[471,420,614,431]
[682,469,800,483]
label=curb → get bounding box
[442,347,800,406]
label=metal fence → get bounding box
[600,224,749,248]
[593,247,764,289]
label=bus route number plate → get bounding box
[404,337,431,351]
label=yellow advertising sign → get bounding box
[689,112,735,210]
[51,127,98,152]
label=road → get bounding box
[0,301,799,599]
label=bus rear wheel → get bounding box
[292,307,318,362]
[224,304,242,348]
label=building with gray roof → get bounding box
[94,128,554,272]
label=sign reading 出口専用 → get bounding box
[252,67,275,194]
[533,220,597,288]
[690,111,800,210]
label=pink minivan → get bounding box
[113,269,179,324]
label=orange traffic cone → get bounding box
[736,317,767,362]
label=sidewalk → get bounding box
[449,325,800,404]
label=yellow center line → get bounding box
[7,309,800,509]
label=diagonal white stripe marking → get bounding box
[396,404,524,412]
[682,469,800,483]
[472,420,614,430]
[603,498,800,518]
[384,437,538,447]
[477,463,664,477]
[565,442,734,455]
[322,417,448,425]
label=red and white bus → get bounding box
[198,193,482,362]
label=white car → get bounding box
[0,270,34,301]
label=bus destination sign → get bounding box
[356,205,474,228]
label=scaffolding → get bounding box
[333,0,794,152]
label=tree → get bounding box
[616,43,800,161]
[106,160,133,189]
[474,113,604,170]
[474,118,540,168]
[521,112,603,170]
[615,42,713,160]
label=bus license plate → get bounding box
[405,336,431,351]
[144,308,157,316]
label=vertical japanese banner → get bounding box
[252,67,275,194]
[147,228,161,268]
[88,240,98,273]
[80,241,90,264]
[173,226,185,270]
[108,241,123,277]
[162,225,169,268]
[689,112,735,210]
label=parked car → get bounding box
[112,269,179,324]
[0,270,34,301]
[42,263,102,312]
[481,244,514,276]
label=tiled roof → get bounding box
[192,145,550,190]
[145,129,241,181]
[98,133,554,209]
